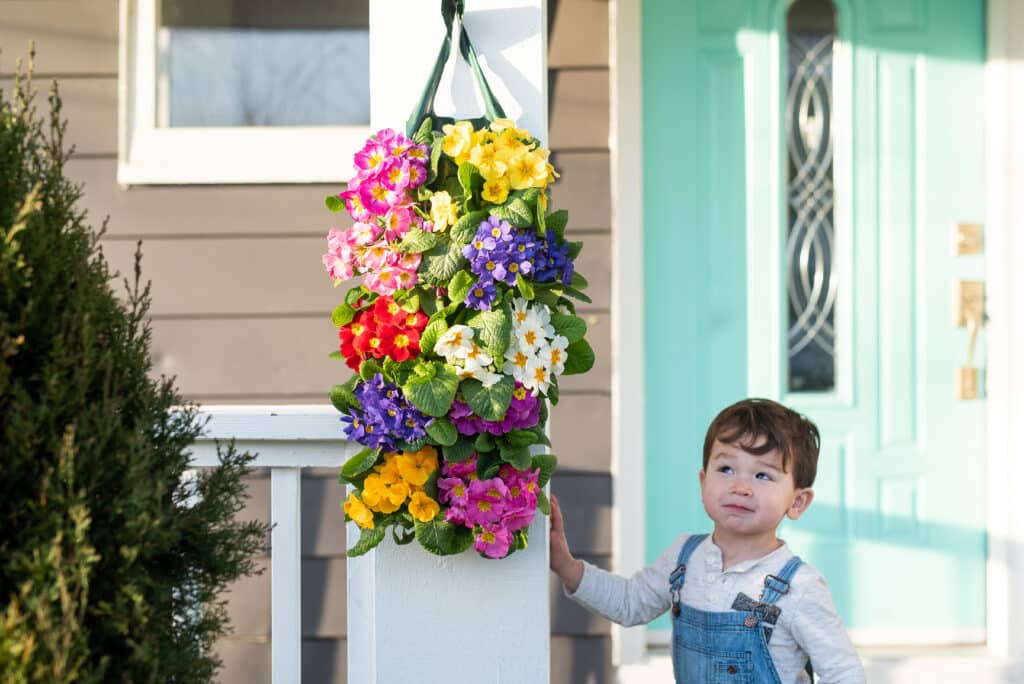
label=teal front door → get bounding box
[643,0,987,640]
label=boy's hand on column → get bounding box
[549,494,584,593]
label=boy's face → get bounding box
[699,435,813,540]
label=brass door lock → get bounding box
[953,280,984,400]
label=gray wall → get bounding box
[0,0,613,680]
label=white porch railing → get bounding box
[188,406,354,684]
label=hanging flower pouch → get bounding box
[322,0,594,559]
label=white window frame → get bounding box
[117,0,370,184]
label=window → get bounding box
[785,0,838,392]
[119,0,370,183]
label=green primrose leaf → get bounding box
[425,416,458,447]
[460,376,514,422]
[547,375,560,405]
[499,444,531,470]
[563,285,592,304]
[403,362,459,417]
[531,454,557,487]
[419,317,449,356]
[567,241,583,259]
[329,375,361,412]
[400,227,439,254]
[504,429,540,448]
[415,518,474,556]
[332,302,356,327]
[443,437,476,462]
[535,490,551,516]
[467,307,511,360]
[562,339,595,375]
[420,236,469,286]
[359,358,383,381]
[491,197,534,228]
[413,116,433,145]
[545,209,568,238]
[570,271,589,290]
[476,450,502,479]
[428,132,445,184]
[341,447,380,482]
[448,270,474,304]
[516,272,534,301]
[474,432,495,453]
[550,312,587,343]
[347,525,387,557]
[325,194,346,213]
[329,350,344,361]
[450,209,490,244]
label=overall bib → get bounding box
[669,534,812,683]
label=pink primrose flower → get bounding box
[358,176,401,216]
[374,128,399,146]
[340,186,373,223]
[474,525,513,559]
[407,162,427,189]
[381,158,411,192]
[326,228,347,252]
[437,476,469,506]
[365,267,400,296]
[360,241,391,271]
[445,506,469,526]
[393,268,418,290]
[383,206,412,240]
[322,249,354,281]
[443,456,478,480]
[405,144,430,164]
[349,221,383,247]
[354,141,389,175]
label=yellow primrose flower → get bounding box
[408,491,440,523]
[361,473,409,513]
[508,151,549,190]
[343,492,375,529]
[482,176,511,204]
[374,455,403,485]
[396,451,434,486]
[430,191,459,232]
[469,143,510,180]
[442,121,474,162]
[489,117,518,133]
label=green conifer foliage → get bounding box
[0,50,269,683]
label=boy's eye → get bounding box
[755,472,773,481]
[717,466,733,474]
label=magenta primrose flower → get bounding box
[474,525,513,559]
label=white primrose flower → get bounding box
[435,324,474,361]
[523,356,553,395]
[463,341,493,369]
[472,368,504,388]
[503,343,533,384]
[517,315,549,353]
[529,302,555,337]
[511,297,531,328]
[544,335,569,376]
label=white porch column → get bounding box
[350,2,549,682]
[986,0,1024,668]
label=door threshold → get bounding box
[618,645,1024,683]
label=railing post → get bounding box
[271,466,302,682]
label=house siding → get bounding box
[1,0,613,680]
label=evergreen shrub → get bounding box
[0,50,269,683]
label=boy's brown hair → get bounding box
[702,398,820,489]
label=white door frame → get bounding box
[609,0,1024,666]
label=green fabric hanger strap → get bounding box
[405,0,508,137]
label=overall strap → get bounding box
[759,556,803,606]
[669,534,708,617]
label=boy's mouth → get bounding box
[723,503,754,513]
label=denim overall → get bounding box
[669,534,812,683]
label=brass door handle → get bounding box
[954,280,984,400]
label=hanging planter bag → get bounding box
[321,0,594,559]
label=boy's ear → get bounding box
[699,469,706,488]
[786,488,814,521]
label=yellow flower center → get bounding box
[524,330,537,346]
